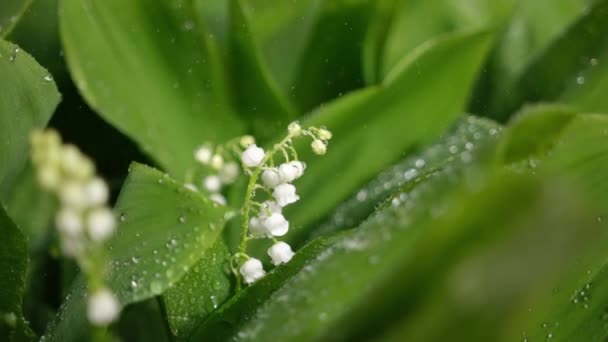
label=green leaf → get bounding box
[194,168,580,341]
[114,299,170,342]
[308,116,502,240]
[0,0,31,37]
[161,240,233,338]
[486,0,608,119]
[380,0,514,79]
[289,0,375,111]
[237,0,375,112]
[1,162,56,251]
[59,0,245,177]
[497,104,576,165]
[227,0,296,140]
[286,29,495,243]
[361,0,398,84]
[0,206,34,341]
[43,163,229,341]
[0,39,60,196]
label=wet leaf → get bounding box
[42,163,229,341]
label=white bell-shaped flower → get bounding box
[86,207,116,242]
[267,241,295,266]
[87,288,121,326]
[263,213,289,236]
[278,163,299,183]
[56,208,83,236]
[240,258,266,284]
[241,144,265,167]
[261,168,280,188]
[203,175,222,192]
[60,181,87,209]
[273,183,299,207]
[318,128,332,140]
[195,145,213,164]
[249,216,268,236]
[85,178,109,207]
[288,122,302,136]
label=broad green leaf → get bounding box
[290,0,375,111]
[0,206,34,341]
[0,39,60,196]
[380,0,514,79]
[361,0,398,84]
[238,0,374,112]
[486,0,607,119]
[309,116,502,240]
[194,170,574,341]
[227,0,296,140]
[43,163,229,341]
[161,240,233,338]
[285,29,495,243]
[59,0,245,177]
[2,163,56,251]
[0,0,31,37]
[497,104,576,164]
[374,182,603,342]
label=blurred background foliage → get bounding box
[0,0,608,341]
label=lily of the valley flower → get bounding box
[87,288,121,326]
[241,144,265,167]
[267,241,295,266]
[273,183,299,207]
[240,258,266,284]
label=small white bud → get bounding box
[87,288,121,326]
[241,144,265,167]
[55,208,83,236]
[85,178,109,206]
[273,183,299,207]
[59,181,87,209]
[311,139,327,155]
[263,213,289,236]
[267,241,295,266]
[209,193,227,205]
[210,154,224,170]
[261,168,280,188]
[61,145,94,179]
[240,258,266,284]
[86,207,116,242]
[318,128,332,140]
[195,145,213,164]
[37,165,61,190]
[239,135,255,148]
[220,161,239,184]
[203,175,222,192]
[288,122,302,136]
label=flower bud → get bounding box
[86,207,116,242]
[194,145,213,164]
[311,139,326,155]
[203,175,222,192]
[288,122,302,136]
[209,193,227,206]
[241,144,265,167]
[318,128,332,140]
[239,135,255,148]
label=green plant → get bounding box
[1,0,607,341]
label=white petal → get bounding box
[261,168,280,188]
[87,289,121,326]
[203,175,222,192]
[86,208,116,242]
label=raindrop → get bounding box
[150,281,163,294]
[179,215,186,223]
[43,75,53,82]
[415,159,425,168]
[120,213,128,222]
[131,256,140,264]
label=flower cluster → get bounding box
[235,122,332,286]
[30,130,120,326]
[188,137,253,204]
